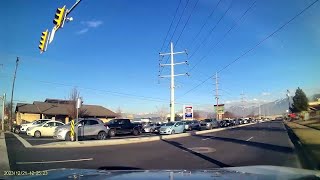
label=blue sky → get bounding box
[0,0,319,113]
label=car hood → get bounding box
[56,124,71,130]
[20,122,33,126]
[11,166,320,180]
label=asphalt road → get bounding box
[5,120,302,171]
[17,132,161,146]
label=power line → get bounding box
[188,0,256,73]
[217,0,319,74]
[189,0,233,59]
[159,0,182,53]
[174,0,200,47]
[178,0,319,99]
[159,0,190,75]
[186,0,223,51]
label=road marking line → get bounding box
[246,137,253,141]
[9,132,32,148]
[16,158,93,164]
[202,138,211,140]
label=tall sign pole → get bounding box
[76,97,82,141]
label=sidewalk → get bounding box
[285,121,320,169]
[294,118,320,130]
[0,131,10,176]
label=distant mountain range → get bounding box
[226,98,293,117]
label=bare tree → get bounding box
[156,105,168,122]
[116,107,122,118]
[67,88,87,119]
[207,112,215,119]
[193,111,201,120]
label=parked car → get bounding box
[143,123,161,133]
[200,119,219,130]
[26,120,65,138]
[11,124,21,134]
[159,121,185,134]
[20,119,51,133]
[188,120,201,130]
[53,118,109,141]
[182,121,191,130]
[106,119,142,137]
[219,120,230,127]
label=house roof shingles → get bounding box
[16,102,117,118]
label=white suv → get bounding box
[20,119,51,133]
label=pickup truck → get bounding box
[105,119,142,137]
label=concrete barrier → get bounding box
[32,122,258,148]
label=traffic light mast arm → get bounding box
[66,0,81,16]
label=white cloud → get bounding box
[81,20,103,28]
[76,20,103,35]
[262,92,271,96]
[76,28,89,34]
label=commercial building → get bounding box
[15,99,118,124]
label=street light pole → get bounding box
[10,57,19,130]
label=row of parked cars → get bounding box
[12,117,264,141]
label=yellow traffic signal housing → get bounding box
[53,6,66,30]
[39,30,49,53]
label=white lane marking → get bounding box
[16,158,93,164]
[25,139,57,141]
[10,132,32,148]
[202,138,211,140]
[246,137,253,141]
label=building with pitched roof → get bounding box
[15,99,118,124]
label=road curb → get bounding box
[284,122,319,170]
[0,132,10,175]
[31,122,258,148]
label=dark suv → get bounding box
[106,119,142,137]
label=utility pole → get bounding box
[215,72,219,120]
[10,57,19,130]
[159,42,188,122]
[258,102,261,119]
[240,91,245,118]
[286,90,290,113]
[1,93,5,131]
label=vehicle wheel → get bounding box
[65,132,76,141]
[183,129,186,133]
[171,130,175,134]
[14,128,20,134]
[109,129,116,137]
[133,129,139,136]
[34,131,41,138]
[97,131,107,140]
[209,125,213,130]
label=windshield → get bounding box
[3,0,319,176]
[164,122,174,126]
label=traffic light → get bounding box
[53,6,66,30]
[39,30,49,53]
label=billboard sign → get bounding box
[214,104,225,115]
[183,105,193,120]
